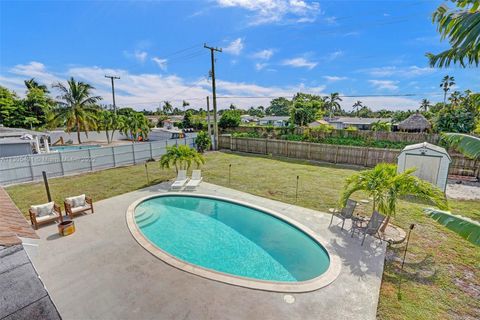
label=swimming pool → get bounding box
[127,194,340,292]
[51,144,101,152]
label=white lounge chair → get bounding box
[185,170,203,190]
[171,170,188,190]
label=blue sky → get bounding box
[1,0,479,111]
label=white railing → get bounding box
[0,137,195,186]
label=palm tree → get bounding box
[53,77,102,144]
[340,163,448,232]
[159,145,205,173]
[122,113,150,142]
[370,121,391,132]
[352,101,363,117]
[427,0,480,68]
[99,110,125,144]
[163,101,173,115]
[182,100,190,114]
[419,99,431,112]
[440,75,455,104]
[24,78,49,93]
[325,93,343,118]
[443,133,480,159]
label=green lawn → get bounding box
[6,151,480,320]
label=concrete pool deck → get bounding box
[28,182,386,320]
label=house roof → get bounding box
[402,142,451,161]
[0,126,48,138]
[308,119,330,127]
[0,137,33,145]
[259,116,290,121]
[326,117,392,125]
[398,113,431,131]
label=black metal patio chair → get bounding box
[351,210,386,246]
[329,199,358,230]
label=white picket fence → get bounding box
[0,137,195,186]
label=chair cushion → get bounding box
[36,213,59,223]
[71,205,90,213]
[66,194,86,208]
[30,202,55,217]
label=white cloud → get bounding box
[252,49,274,60]
[282,57,317,69]
[223,38,244,55]
[152,57,168,71]
[124,50,148,63]
[369,80,399,91]
[327,50,344,61]
[216,0,321,25]
[255,63,268,71]
[364,65,435,78]
[325,16,337,24]
[323,76,347,82]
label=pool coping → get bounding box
[126,192,342,293]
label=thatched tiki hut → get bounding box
[398,113,431,132]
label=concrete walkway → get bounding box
[29,182,386,320]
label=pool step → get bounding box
[137,211,160,228]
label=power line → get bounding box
[204,43,222,150]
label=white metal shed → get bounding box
[397,142,451,192]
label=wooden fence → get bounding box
[218,135,479,178]
[221,126,442,144]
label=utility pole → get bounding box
[204,43,222,150]
[206,96,212,145]
[105,75,120,114]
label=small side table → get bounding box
[58,220,75,236]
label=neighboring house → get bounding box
[0,126,50,157]
[240,115,258,123]
[146,116,160,126]
[398,113,431,132]
[325,117,392,130]
[257,116,290,127]
[308,119,330,128]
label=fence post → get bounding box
[112,147,116,167]
[334,146,339,164]
[307,143,311,159]
[149,142,153,159]
[58,152,65,175]
[88,149,93,171]
[246,138,249,153]
[285,140,288,156]
[28,155,34,181]
[265,139,268,155]
[132,143,136,164]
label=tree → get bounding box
[371,121,392,132]
[218,110,241,128]
[163,101,173,114]
[195,131,211,153]
[266,97,291,116]
[427,0,480,68]
[159,145,205,173]
[122,112,150,142]
[182,100,190,114]
[182,110,193,128]
[0,86,25,127]
[440,75,456,104]
[99,110,125,144]
[324,93,343,118]
[340,163,448,232]
[419,99,431,112]
[24,78,49,93]
[434,108,476,133]
[52,77,102,144]
[443,133,480,159]
[352,101,363,117]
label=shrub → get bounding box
[218,110,241,128]
[195,131,211,153]
[344,126,358,132]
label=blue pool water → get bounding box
[135,195,330,282]
[51,145,101,152]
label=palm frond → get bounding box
[442,132,480,159]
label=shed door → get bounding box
[404,154,441,185]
